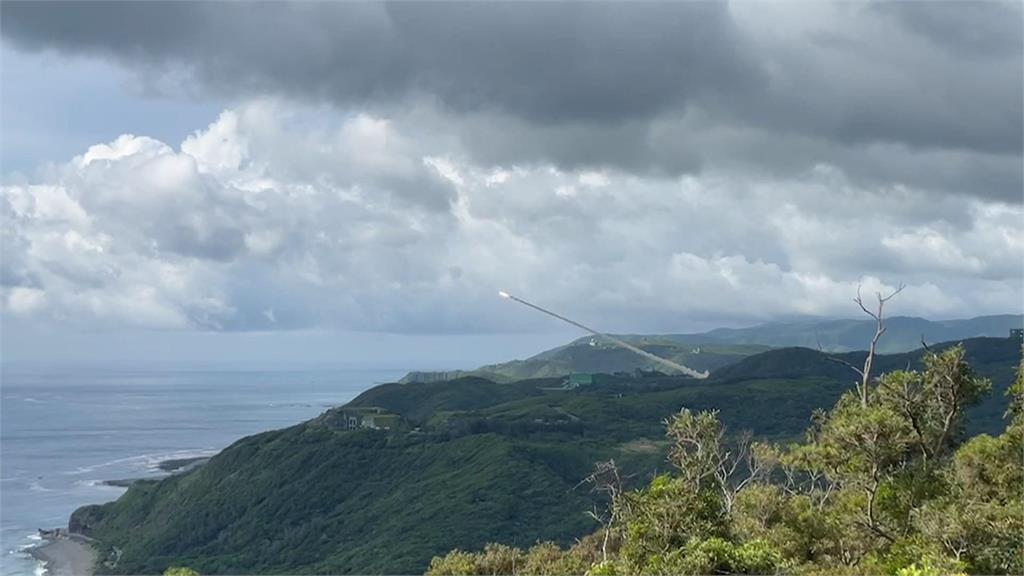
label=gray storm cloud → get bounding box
[2,1,1021,200]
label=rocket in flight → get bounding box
[498,290,709,379]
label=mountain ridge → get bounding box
[401,314,1022,383]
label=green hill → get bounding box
[401,340,768,383]
[401,315,1021,383]
[71,337,1021,574]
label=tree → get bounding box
[823,283,905,407]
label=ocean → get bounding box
[0,365,408,576]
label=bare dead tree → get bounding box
[666,410,775,514]
[715,431,777,514]
[821,283,905,407]
[577,459,629,563]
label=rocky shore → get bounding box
[28,455,213,574]
[28,531,97,576]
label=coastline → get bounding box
[24,454,212,575]
[3,366,387,576]
[28,534,97,576]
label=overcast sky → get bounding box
[1,1,1021,368]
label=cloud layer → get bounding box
[2,101,1020,333]
[3,1,1021,199]
[1,2,1021,335]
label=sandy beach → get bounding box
[28,536,97,576]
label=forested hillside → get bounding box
[71,337,1021,574]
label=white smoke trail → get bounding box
[498,291,709,379]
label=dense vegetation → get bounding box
[429,344,1024,575]
[70,337,1020,574]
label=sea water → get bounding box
[0,365,408,576]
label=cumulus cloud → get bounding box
[2,102,1020,333]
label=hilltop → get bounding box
[401,314,1021,383]
[71,336,1021,574]
[401,341,766,384]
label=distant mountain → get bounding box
[680,314,1023,354]
[401,314,1022,383]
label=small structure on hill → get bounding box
[1011,328,1023,341]
[325,407,401,431]
[564,373,593,389]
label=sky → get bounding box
[1,1,1021,368]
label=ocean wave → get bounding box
[2,395,45,404]
[143,449,218,472]
[28,481,53,493]
[64,446,216,473]
[64,448,218,476]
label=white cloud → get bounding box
[5,286,46,315]
[2,101,1020,333]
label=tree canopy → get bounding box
[429,344,1024,575]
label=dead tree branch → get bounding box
[850,283,905,406]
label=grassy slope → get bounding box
[75,337,1021,575]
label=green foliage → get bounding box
[664,409,728,492]
[162,568,199,576]
[1007,345,1024,424]
[894,560,966,576]
[426,541,600,576]
[616,475,728,572]
[437,342,1022,575]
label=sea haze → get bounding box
[0,365,407,576]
